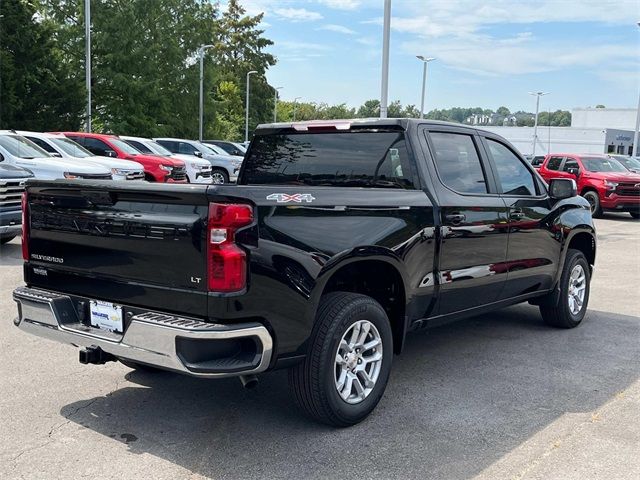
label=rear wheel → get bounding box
[288,292,393,427]
[539,249,590,328]
[0,235,17,245]
[211,168,229,185]
[582,191,602,217]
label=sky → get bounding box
[235,0,640,113]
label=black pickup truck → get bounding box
[13,119,596,426]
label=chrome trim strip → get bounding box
[12,286,273,378]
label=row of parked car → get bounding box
[0,130,248,244]
[0,130,247,184]
[530,153,640,218]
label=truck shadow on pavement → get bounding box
[0,241,22,267]
[61,304,639,480]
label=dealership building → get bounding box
[480,107,637,156]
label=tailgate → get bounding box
[24,181,210,317]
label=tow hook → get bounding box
[239,374,258,389]
[79,346,116,365]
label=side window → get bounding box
[546,156,563,170]
[563,159,579,172]
[126,140,151,154]
[178,142,197,155]
[66,135,83,145]
[486,139,537,196]
[27,137,57,154]
[429,132,488,194]
[83,138,110,156]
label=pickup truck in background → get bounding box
[13,119,596,426]
[538,153,640,219]
[0,164,32,244]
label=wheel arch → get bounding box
[313,251,410,355]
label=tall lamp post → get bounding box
[273,86,283,122]
[198,44,214,142]
[416,56,435,119]
[529,91,549,155]
[245,70,258,143]
[293,96,301,121]
[84,0,91,132]
[633,22,640,157]
[380,0,391,118]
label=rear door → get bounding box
[421,126,509,315]
[480,135,558,298]
[25,182,211,317]
[539,155,566,182]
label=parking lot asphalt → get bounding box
[1,213,638,480]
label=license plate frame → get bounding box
[89,300,124,333]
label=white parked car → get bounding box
[120,136,212,184]
[0,131,112,180]
[17,131,145,181]
[153,138,242,184]
[203,140,247,157]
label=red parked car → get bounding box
[55,132,187,183]
[538,153,640,219]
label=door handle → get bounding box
[510,210,525,220]
[445,213,466,225]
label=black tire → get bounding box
[540,249,590,328]
[211,168,229,185]
[119,359,163,372]
[630,212,640,219]
[288,292,393,427]
[582,190,602,218]
[0,235,17,245]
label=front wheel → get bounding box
[582,191,602,217]
[540,249,590,328]
[211,168,229,185]
[288,292,393,427]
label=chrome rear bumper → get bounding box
[12,286,273,378]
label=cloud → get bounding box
[319,24,356,34]
[274,8,323,22]
[317,0,362,10]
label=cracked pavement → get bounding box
[1,213,639,480]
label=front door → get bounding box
[423,128,510,315]
[480,135,559,298]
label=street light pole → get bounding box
[293,97,301,121]
[380,0,391,118]
[274,87,283,122]
[245,70,258,143]
[529,91,549,155]
[416,56,435,119]
[198,44,214,142]
[84,0,91,132]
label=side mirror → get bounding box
[549,178,577,200]
[51,152,62,158]
[0,153,4,161]
[104,150,117,158]
[194,151,203,158]
[566,167,580,177]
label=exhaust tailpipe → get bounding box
[239,374,258,389]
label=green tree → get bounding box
[496,106,510,116]
[0,0,84,130]
[356,99,380,118]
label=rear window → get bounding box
[242,131,415,188]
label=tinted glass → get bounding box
[125,140,152,154]
[429,132,487,194]
[156,140,177,152]
[27,137,57,153]
[178,142,197,155]
[51,138,93,157]
[243,131,415,188]
[563,159,579,172]
[110,138,140,155]
[487,139,536,196]
[581,157,626,173]
[146,141,172,156]
[83,137,109,155]
[0,135,50,158]
[546,156,563,170]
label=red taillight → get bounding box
[21,191,29,261]
[207,203,253,292]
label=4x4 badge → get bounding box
[266,193,316,203]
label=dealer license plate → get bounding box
[89,300,123,333]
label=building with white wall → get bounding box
[571,108,637,130]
